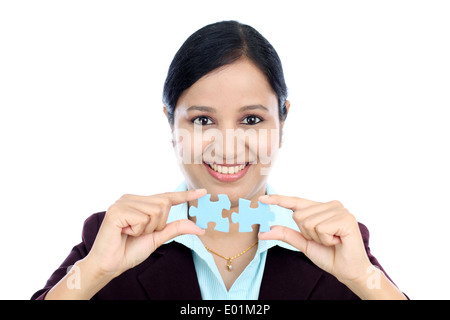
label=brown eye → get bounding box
[241,115,262,125]
[192,116,213,126]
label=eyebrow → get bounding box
[238,104,269,113]
[186,104,269,113]
[186,106,217,113]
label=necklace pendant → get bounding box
[227,259,232,271]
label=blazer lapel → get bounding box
[135,243,324,300]
[137,242,202,300]
[259,246,324,300]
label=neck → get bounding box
[200,206,259,248]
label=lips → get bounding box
[204,161,251,182]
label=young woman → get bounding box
[32,21,406,300]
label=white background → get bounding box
[1,1,449,300]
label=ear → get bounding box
[279,100,290,148]
[282,100,291,125]
[163,105,174,130]
[285,100,291,116]
[163,106,175,147]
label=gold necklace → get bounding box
[204,241,258,271]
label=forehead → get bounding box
[175,58,278,113]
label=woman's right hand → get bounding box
[86,188,207,280]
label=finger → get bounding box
[126,200,168,233]
[258,225,308,253]
[297,207,347,244]
[123,189,207,232]
[258,194,319,211]
[117,207,150,237]
[143,215,163,235]
[152,189,207,229]
[298,222,313,242]
[314,212,357,245]
[120,189,207,207]
[317,231,342,247]
[293,200,344,223]
[155,212,169,232]
[155,188,207,206]
[152,219,205,248]
[126,200,161,214]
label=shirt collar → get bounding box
[166,181,300,253]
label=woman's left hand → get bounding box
[258,194,372,285]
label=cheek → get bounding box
[254,128,280,164]
[172,128,198,165]
[172,126,213,165]
[172,126,281,167]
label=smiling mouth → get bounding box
[206,162,249,174]
[203,161,251,182]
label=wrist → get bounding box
[340,264,407,300]
[62,256,115,299]
[80,254,118,284]
[340,264,377,288]
[45,257,115,300]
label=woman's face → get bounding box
[166,57,288,205]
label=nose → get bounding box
[203,128,258,165]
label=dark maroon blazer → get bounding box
[31,211,392,300]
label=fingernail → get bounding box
[195,188,207,193]
[259,195,270,201]
[195,227,206,235]
[258,231,268,239]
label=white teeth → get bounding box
[208,163,247,174]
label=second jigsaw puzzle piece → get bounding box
[231,199,275,232]
[188,194,231,232]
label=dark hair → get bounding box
[163,20,288,125]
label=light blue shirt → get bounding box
[165,182,300,300]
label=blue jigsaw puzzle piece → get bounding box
[189,194,231,232]
[231,199,275,232]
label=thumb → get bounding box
[152,219,205,249]
[259,225,308,253]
